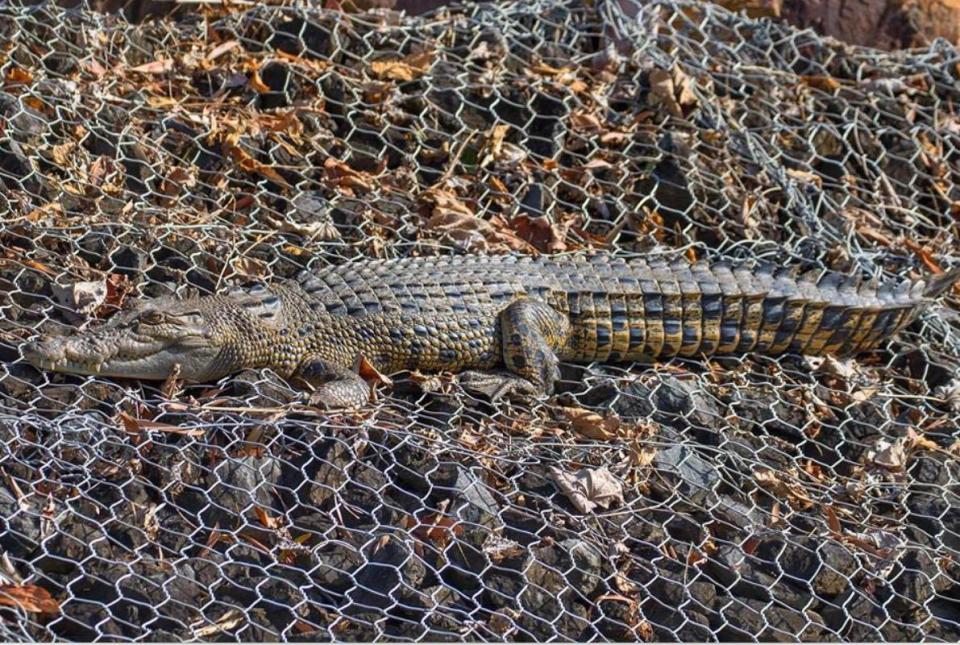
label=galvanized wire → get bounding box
[0,0,959,641]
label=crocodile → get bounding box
[21,253,960,407]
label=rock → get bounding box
[338,461,398,528]
[561,539,606,598]
[449,466,502,529]
[615,377,722,438]
[109,245,150,277]
[257,62,299,110]
[346,533,429,611]
[0,485,41,558]
[906,495,960,552]
[710,496,765,536]
[756,535,859,597]
[205,454,282,524]
[650,439,720,506]
[706,543,814,608]
[781,0,960,49]
[821,590,924,641]
[310,539,364,595]
[717,597,829,642]
[886,550,938,613]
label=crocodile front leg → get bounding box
[461,298,570,400]
[293,358,370,409]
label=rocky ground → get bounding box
[0,0,959,641]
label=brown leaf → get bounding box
[118,411,205,438]
[648,65,698,117]
[479,124,512,168]
[130,59,174,74]
[25,201,62,223]
[510,213,572,253]
[801,75,842,92]
[686,547,707,567]
[0,584,59,614]
[906,428,940,453]
[425,211,529,254]
[902,238,945,275]
[50,141,77,167]
[560,406,620,441]
[103,273,132,312]
[786,168,823,188]
[570,110,603,133]
[824,505,842,535]
[274,50,332,74]
[370,51,434,82]
[221,132,290,188]
[255,506,282,530]
[23,259,58,276]
[323,158,374,194]
[356,354,393,387]
[231,256,269,280]
[629,440,658,468]
[753,467,813,510]
[204,40,240,64]
[868,437,908,470]
[411,512,462,549]
[4,67,33,86]
[549,466,624,513]
[249,66,271,93]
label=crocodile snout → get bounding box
[22,337,67,369]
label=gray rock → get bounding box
[651,442,720,506]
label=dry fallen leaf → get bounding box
[255,506,283,530]
[194,610,245,638]
[249,66,271,93]
[51,280,107,318]
[549,466,624,513]
[408,512,463,549]
[356,354,393,387]
[221,131,290,188]
[0,584,60,615]
[231,256,270,280]
[753,467,813,510]
[323,158,374,194]
[129,58,174,74]
[118,411,205,438]
[570,110,603,134]
[370,51,434,82]
[934,378,960,413]
[801,75,842,92]
[648,65,698,117]
[560,406,620,441]
[509,214,572,254]
[786,167,824,188]
[4,67,34,86]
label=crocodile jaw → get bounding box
[22,331,222,382]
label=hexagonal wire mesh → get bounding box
[1,0,960,640]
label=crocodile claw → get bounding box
[459,370,543,402]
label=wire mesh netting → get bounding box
[1,0,960,640]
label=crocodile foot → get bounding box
[459,370,543,402]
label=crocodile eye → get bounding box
[139,310,164,325]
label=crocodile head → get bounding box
[22,296,231,382]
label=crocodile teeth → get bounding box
[93,363,103,374]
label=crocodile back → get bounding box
[290,254,954,365]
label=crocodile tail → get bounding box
[789,268,959,357]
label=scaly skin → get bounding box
[21,254,960,407]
